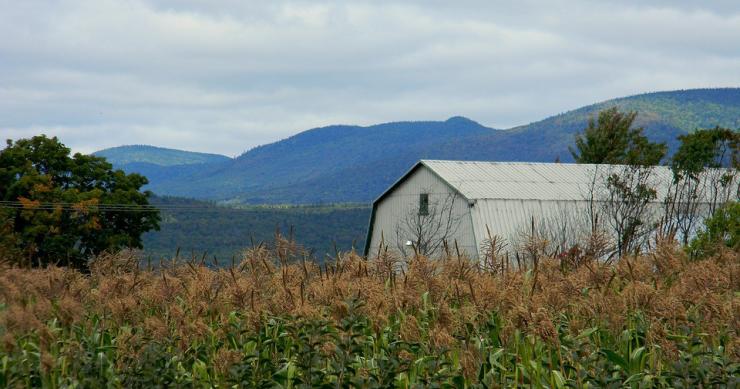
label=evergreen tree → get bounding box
[569,107,667,165]
[671,126,739,176]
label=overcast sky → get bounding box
[2,1,739,156]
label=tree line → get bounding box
[570,107,737,259]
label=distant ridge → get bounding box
[94,145,231,167]
[95,88,740,204]
[514,87,740,134]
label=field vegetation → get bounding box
[1,234,737,387]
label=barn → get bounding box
[363,160,728,259]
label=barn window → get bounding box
[419,193,429,215]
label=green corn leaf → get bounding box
[550,370,566,389]
[602,349,628,371]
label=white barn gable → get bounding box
[364,160,734,259]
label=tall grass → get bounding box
[0,238,738,387]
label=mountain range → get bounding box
[96,88,740,204]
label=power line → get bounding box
[0,200,208,208]
[0,200,228,212]
[0,200,372,213]
[0,206,231,213]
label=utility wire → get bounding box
[0,200,227,212]
[0,200,371,212]
[0,200,211,208]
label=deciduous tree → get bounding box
[0,135,160,270]
[663,127,739,243]
[572,108,667,258]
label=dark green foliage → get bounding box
[142,196,369,262]
[663,127,738,244]
[568,107,669,257]
[688,201,739,258]
[0,135,160,270]
[603,168,660,256]
[569,107,667,165]
[671,127,739,177]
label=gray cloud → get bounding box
[1,0,739,155]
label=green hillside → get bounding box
[525,88,740,133]
[94,145,230,167]
[101,88,740,204]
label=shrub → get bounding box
[688,201,739,259]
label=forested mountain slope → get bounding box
[94,145,230,166]
[98,88,740,203]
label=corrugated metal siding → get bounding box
[470,199,583,250]
[469,198,670,254]
[367,166,478,259]
[422,160,678,201]
[368,160,737,260]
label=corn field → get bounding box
[0,238,738,388]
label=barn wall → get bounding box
[367,166,477,259]
[367,160,735,261]
[470,199,591,253]
[470,199,699,256]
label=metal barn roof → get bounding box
[365,160,737,256]
[419,160,674,201]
